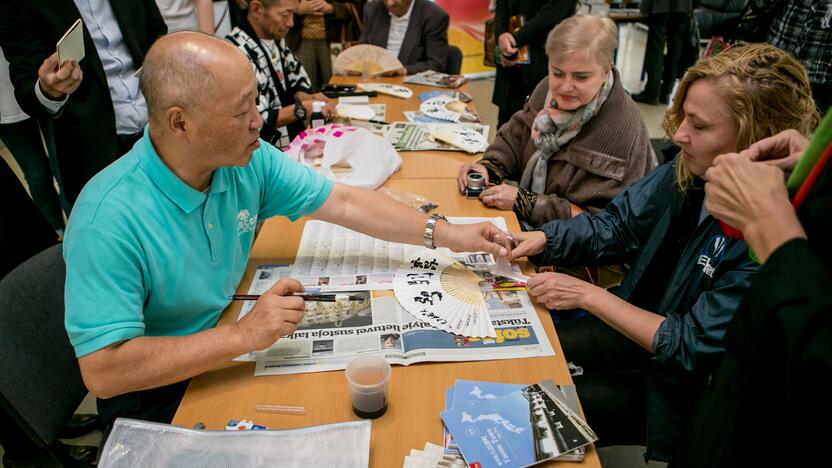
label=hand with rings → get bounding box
[478,184,518,210]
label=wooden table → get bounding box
[171,178,600,467]
[329,75,481,179]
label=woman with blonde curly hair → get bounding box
[507,43,818,462]
[665,43,818,190]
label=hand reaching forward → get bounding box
[507,230,546,262]
[435,221,512,258]
[526,272,596,310]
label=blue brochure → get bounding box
[441,380,597,468]
[444,381,526,453]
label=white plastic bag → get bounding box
[283,124,401,189]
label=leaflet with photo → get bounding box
[441,380,597,468]
[443,380,585,462]
[403,70,466,88]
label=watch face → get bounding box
[294,103,307,120]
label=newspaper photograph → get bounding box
[242,284,553,376]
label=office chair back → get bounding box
[0,244,87,447]
[446,45,463,75]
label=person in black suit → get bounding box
[492,0,577,128]
[0,0,167,206]
[358,0,448,75]
[674,129,832,467]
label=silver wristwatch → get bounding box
[423,213,447,249]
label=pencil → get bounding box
[228,293,366,302]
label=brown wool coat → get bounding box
[480,69,657,227]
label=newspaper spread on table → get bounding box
[235,217,555,376]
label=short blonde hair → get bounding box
[545,14,618,68]
[663,43,818,189]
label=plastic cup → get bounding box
[345,354,391,419]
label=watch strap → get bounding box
[423,214,447,249]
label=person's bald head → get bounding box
[139,32,252,126]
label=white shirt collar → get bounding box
[389,0,416,21]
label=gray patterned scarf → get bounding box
[519,70,615,194]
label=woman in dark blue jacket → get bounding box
[508,44,819,461]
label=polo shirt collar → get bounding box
[136,127,230,214]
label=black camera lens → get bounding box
[464,186,484,197]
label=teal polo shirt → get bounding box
[64,129,333,357]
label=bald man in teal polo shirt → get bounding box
[62,32,509,427]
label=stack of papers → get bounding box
[385,122,489,153]
[403,442,466,468]
[441,380,597,467]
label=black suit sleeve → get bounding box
[512,0,577,47]
[143,0,168,46]
[358,4,373,43]
[0,0,61,120]
[494,0,509,37]
[404,7,448,74]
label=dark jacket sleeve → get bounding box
[512,0,577,47]
[404,5,449,74]
[537,163,677,267]
[726,238,832,367]
[653,243,759,373]
[0,0,60,120]
[142,0,168,51]
[358,3,374,43]
[494,0,509,37]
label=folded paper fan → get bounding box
[393,250,496,338]
[357,82,413,99]
[429,125,488,153]
[334,44,404,75]
[420,95,480,123]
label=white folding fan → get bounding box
[357,82,414,99]
[333,44,404,76]
[393,249,496,338]
[420,95,480,123]
[429,125,488,153]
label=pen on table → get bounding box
[255,404,306,415]
[367,118,388,125]
[228,293,365,302]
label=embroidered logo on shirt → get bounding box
[697,235,726,278]
[237,209,257,235]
